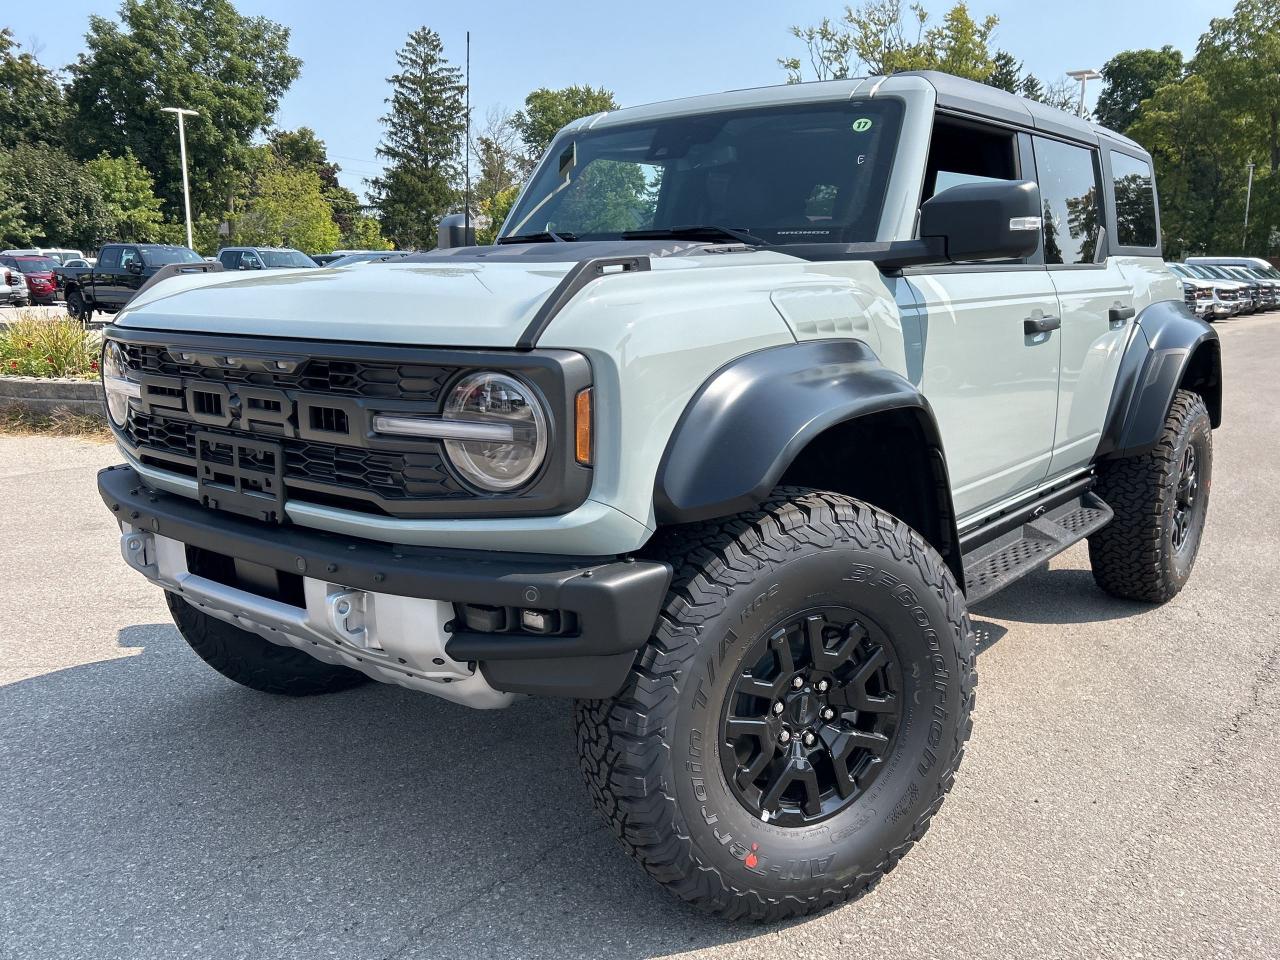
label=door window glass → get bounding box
[119,248,141,270]
[98,247,122,269]
[1110,152,1157,248]
[1034,138,1103,265]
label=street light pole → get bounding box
[1066,68,1102,118]
[161,106,199,249]
[1243,161,1256,250]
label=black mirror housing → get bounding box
[919,179,1041,264]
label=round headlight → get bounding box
[101,341,135,428]
[442,372,548,491]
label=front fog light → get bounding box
[101,340,140,427]
[442,372,547,491]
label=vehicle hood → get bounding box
[111,242,804,348]
[114,260,581,347]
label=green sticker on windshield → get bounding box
[851,117,873,132]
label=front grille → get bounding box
[121,343,458,401]
[125,411,468,508]
[110,332,594,522]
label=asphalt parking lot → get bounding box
[2,313,1277,960]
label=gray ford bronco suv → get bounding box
[98,72,1220,920]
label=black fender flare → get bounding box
[1097,299,1221,460]
[654,339,960,575]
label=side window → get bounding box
[1033,137,1103,265]
[922,118,1018,201]
[98,246,122,270]
[240,251,264,269]
[218,250,238,268]
[1110,152,1157,248]
[119,247,141,269]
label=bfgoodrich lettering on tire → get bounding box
[574,488,976,920]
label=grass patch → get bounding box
[0,313,100,379]
[0,404,112,442]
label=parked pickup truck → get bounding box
[97,72,1220,922]
[62,243,207,321]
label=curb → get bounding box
[0,376,104,417]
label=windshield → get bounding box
[15,257,57,272]
[142,247,205,266]
[503,99,905,245]
[261,249,317,268]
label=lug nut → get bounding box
[821,707,836,721]
[779,729,791,744]
[802,731,817,747]
[772,701,785,715]
[791,676,805,690]
[816,679,830,693]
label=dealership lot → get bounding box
[1,314,1277,960]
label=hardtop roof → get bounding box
[575,70,1145,156]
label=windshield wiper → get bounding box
[621,225,769,246]
[496,230,578,244]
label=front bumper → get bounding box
[100,465,671,704]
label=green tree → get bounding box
[268,127,340,187]
[85,150,166,241]
[0,144,110,247]
[369,27,467,250]
[779,1,1000,84]
[986,49,1023,93]
[511,85,619,160]
[475,185,519,245]
[1193,0,1280,173]
[1094,46,1185,133]
[232,156,340,252]
[1128,74,1245,257]
[0,28,68,149]
[342,214,392,250]
[66,0,301,217]
[0,152,32,243]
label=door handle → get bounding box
[1024,314,1061,335]
[1109,305,1136,327]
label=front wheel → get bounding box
[575,489,975,920]
[167,593,369,696]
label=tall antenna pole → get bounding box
[464,31,471,239]
[1243,161,1256,250]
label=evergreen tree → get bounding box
[369,27,467,250]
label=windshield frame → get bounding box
[502,97,907,247]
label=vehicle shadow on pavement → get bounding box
[1,623,797,960]
[971,564,1151,625]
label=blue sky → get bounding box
[5,0,1234,201]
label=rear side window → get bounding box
[1110,152,1157,248]
[1033,137,1102,265]
[99,247,122,269]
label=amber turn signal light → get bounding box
[575,387,593,465]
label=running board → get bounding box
[962,492,1114,604]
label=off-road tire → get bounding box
[1088,389,1212,602]
[574,488,975,921]
[66,288,89,322]
[166,593,369,696]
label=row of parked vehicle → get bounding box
[0,247,95,307]
[1171,256,1280,319]
[0,242,422,313]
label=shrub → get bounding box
[0,313,100,379]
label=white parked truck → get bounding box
[97,71,1220,920]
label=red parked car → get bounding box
[0,255,59,305]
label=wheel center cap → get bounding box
[786,690,820,726]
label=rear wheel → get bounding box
[167,593,369,696]
[1089,389,1212,602]
[575,489,975,920]
[66,288,90,322]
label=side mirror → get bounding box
[919,179,1041,263]
[127,260,143,274]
